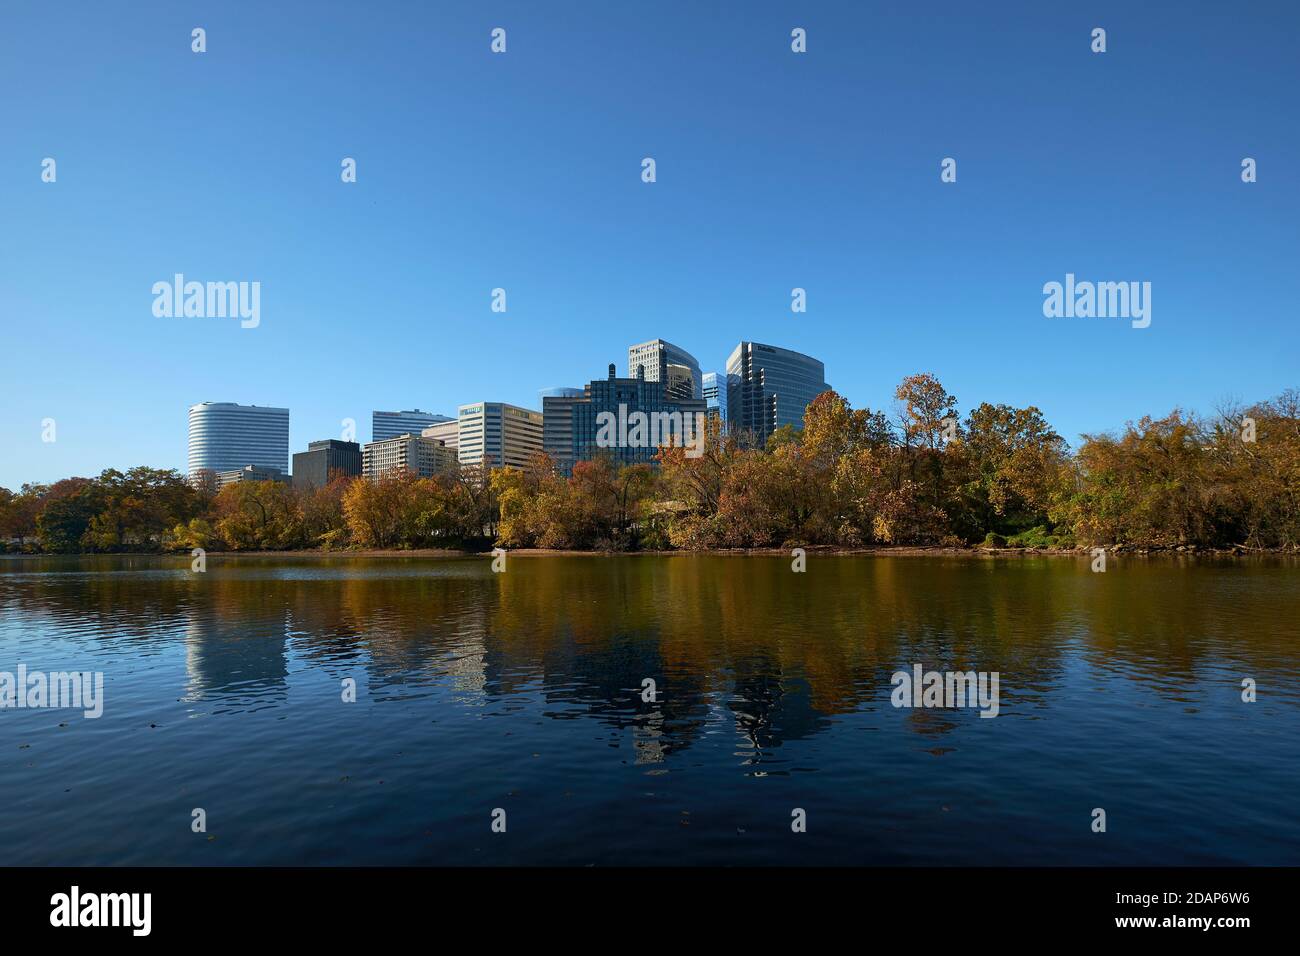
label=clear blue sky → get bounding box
[3,0,1297,489]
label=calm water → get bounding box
[1,553,1298,866]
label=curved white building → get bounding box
[188,402,290,478]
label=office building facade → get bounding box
[726,342,829,445]
[420,419,459,451]
[540,387,585,476]
[292,439,362,490]
[626,339,702,401]
[188,402,289,479]
[362,434,457,480]
[570,364,707,468]
[457,402,543,470]
[215,464,291,490]
[702,371,728,435]
[372,409,453,443]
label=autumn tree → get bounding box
[212,479,302,550]
[894,373,959,451]
[5,383,1296,554]
[1057,411,1218,547]
[82,467,202,551]
[494,454,565,548]
[300,474,353,549]
[342,473,417,549]
[957,403,1069,538]
[802,391,892,465]
[0,484,46,550]
[567,457,656,548]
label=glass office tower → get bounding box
[702,371,728,435]
[570,364,707,468]
[626,339,702,401]
[725,342,829,445]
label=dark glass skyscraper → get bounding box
[702,371,728,435]
[726,342,829,445]
[571,364,707,469]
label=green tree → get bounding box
[35,478,106,552]
[958,403,1068,538]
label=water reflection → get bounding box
[5,548,1294,738]
[4,553,1300,865]
[3,554,1300,741]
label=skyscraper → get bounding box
[362,434,456,480]
[570,364,707,469]
[540,387,585,476]
[702,371,728,435]
[292,439,362,490]
[372,409,453,443]
[626,339,703,401]
[725,342,829,445]
[457,402,543,469]
[420,419,459,451]
[187,402,289,479]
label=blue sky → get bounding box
[2,0,1297,489]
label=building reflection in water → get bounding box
[182,579,289,710]
[6,552,1296,753]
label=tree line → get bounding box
[3,374,1297,554]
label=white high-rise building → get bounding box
[420,419,459,451]
[188,402,289,479]
[457,402,543,470]
[362,434,456,480]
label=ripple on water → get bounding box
[1,553,1298,864]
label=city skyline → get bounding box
[147,335,837,486]
[5,1,1298,491]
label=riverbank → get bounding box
[7,544,1293,559]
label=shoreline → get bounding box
[4,545,1294,560]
